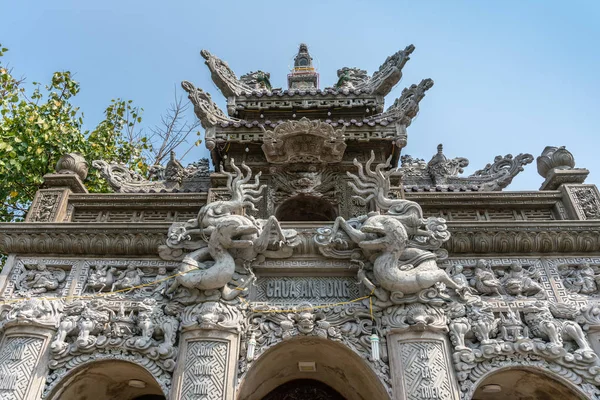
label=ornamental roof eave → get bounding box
[209,78,433,131]
[396,144,534,192]
[181,80,241,130]
[199,45,417,106]
[229,90,385,114]
[207,122,402,146]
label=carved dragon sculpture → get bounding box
[162,159,297,300]
[319,151,467,306]
[354,45,415,96]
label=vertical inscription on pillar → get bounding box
[181,340,228,400]
[399,341,452,400]
[0,337,43,400]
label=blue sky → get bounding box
[2,0,599,190]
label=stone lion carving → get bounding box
[161,159,297,301]
[316,151,468,307]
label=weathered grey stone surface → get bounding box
[0,43,599,400]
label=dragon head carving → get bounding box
[359,214,408,253]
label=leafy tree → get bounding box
[0,44,151,222]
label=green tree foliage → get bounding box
[0,44,151,222]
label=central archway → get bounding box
[275,196,337,221]
[237,337,390,400]
[262,379,346,400]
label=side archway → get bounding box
[45,360,166,400]
[470,366,589,400]
[237,337,390,400]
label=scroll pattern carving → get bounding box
[44,352,171,397]
[459,358,600,400]
[0,228,167,256]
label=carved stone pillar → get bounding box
[25,188,73,223]
[25,153,88,222]
[169,301,242,400]
[384,305,461,400]
[0,320,58,399]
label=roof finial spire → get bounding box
[288,43,319,90]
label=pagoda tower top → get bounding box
[288,43,319,90]
[94,43,535,194]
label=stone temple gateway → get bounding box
[1,43,600,400]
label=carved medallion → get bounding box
[261,118,346,164]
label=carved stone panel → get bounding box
[399,342,451,400]
[439,258,555,305]
[564,184,600,220]
[0,337,44,400]
[388,331,460,400]
[80,259,179,299]
[545,256,600,305]
[2,258,77,299]
[25,190,66,223]
[252,276,359,306]
[180,340,229,400]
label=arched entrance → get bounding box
[275,196,337,221]
[45,360,166,400]
[262,379,345,400]
[237,337,390,400]
[471,368,587,400]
